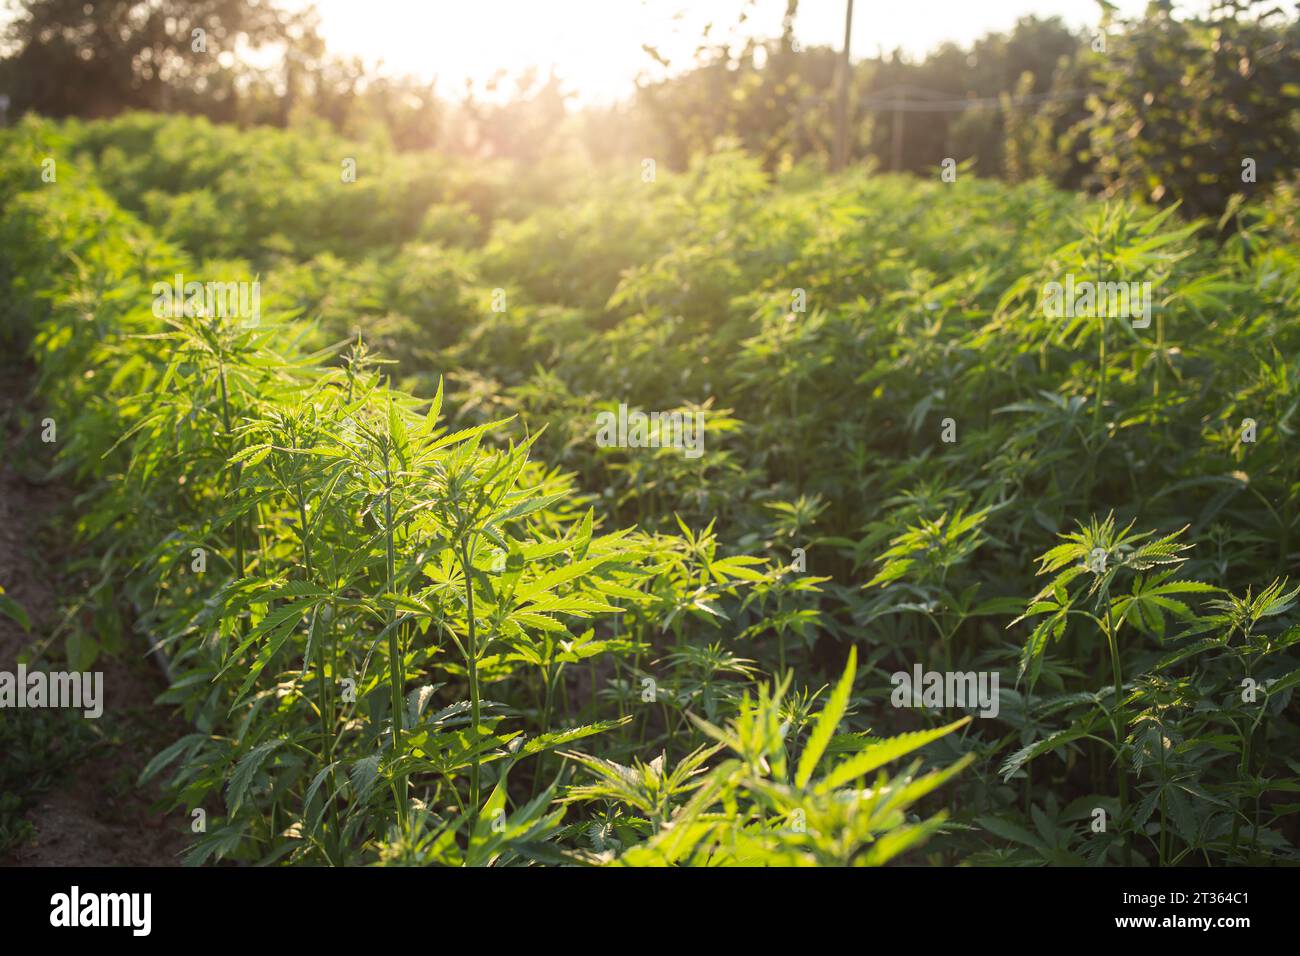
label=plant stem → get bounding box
[295,482,330,760]
[461,538,482,824]
[217,360,245,667]
[1104,620,1130,862]
[295,472,340,863]
[382,441,406,820]
[1096,314,1106,432]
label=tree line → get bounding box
[1,0,1296,217]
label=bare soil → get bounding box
[0,355,190,866]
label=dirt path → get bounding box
[0,355,190,866]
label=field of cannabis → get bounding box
[0,110,1297,868]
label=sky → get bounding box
[296,0,1155,102]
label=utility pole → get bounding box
[832,0,854,171]
[891,88,905,172]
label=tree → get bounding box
[0,0,298,119]
[1080,0,1300,219]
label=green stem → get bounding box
[1096,314,1106,431]
[462,538,482,825]
[533,660,557,798]
[217,361,245,666]
[1154,313,1164,400]
[1104,621,1130,861]
[295,475,339,863]
[295,483,331,763]
[382,442,406,821]
[1157,728,1168,866]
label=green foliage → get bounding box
[0,586,30,633]
[564,652,974,866]
[0,708,95,855]
[1079,0,1300,219]
[3,103,1298,867]
[0,121,967,866]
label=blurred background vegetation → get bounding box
[2,0,1297,220]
